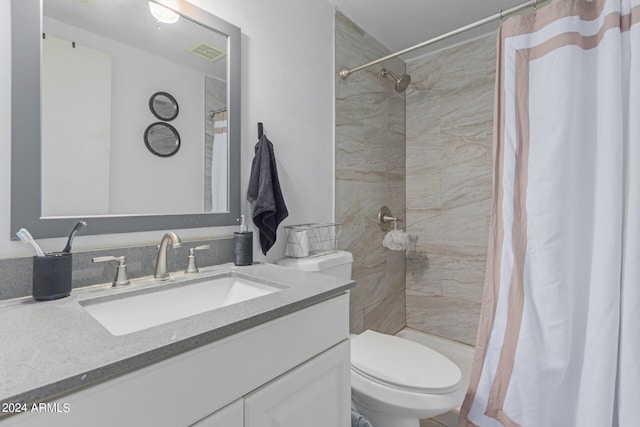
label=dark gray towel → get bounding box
[247,134,288,255]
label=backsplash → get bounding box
[0,237,234,300]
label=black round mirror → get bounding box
[144,122,181,157]
[149,92,179,121]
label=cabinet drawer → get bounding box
[190,400,243,427]
[244,341,350,427]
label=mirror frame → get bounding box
[11,0,241,239]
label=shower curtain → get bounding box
[459,0,639,426]
[204,111,228,212]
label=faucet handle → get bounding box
[92,256,131,287]
[185,245,211,274]
[156,242,182,250]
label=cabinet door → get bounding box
[244,340,350,427]
[191,400,243,427]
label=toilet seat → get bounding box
[351,330,462,394]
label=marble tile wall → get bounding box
[405,34,496,345]
[335,12,406,335]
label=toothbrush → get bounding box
[16,228,45,257]
[62,221,87,253]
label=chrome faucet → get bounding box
[154,232,183,280]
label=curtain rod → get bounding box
[338,0,549,79]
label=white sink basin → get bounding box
[81,274,281,336]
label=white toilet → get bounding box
[276,251,465,427]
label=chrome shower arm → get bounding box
[338,0,544,80]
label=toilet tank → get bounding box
[276,251,353,280]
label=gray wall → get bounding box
[405,34,495,345]
[335,12,406,335]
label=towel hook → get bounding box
[257,122,264,138]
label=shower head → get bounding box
[381,68,411,93]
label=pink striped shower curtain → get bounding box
[459,0,640,426]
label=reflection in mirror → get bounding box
[42,0,227,216]
[10,0,241,238]
[41,33,112,217]
[205,76,228,212]
[144,122,181,157]
[149,92,179,121]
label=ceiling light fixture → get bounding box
[148,1,180,24]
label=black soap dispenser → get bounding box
[234,215,253,266]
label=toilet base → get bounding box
[365,413,419,427]
[352,400,420,427]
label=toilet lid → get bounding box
[351,330,462,394]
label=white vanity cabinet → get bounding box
[1,294,350,427]
[191,400,243,427]
[193,340,350,427]
[244,340,350,427]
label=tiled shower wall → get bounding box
[335,12,407,335]
[405,35,496,345]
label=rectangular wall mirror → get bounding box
[11,0,241,239]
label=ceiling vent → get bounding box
[187,43,226,62]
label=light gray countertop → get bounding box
[0,262,354,412]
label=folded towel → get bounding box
[351,409,373,427]
[247,128,288,255]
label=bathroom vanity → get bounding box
[0,263,353,427]
[5,1,352,423]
